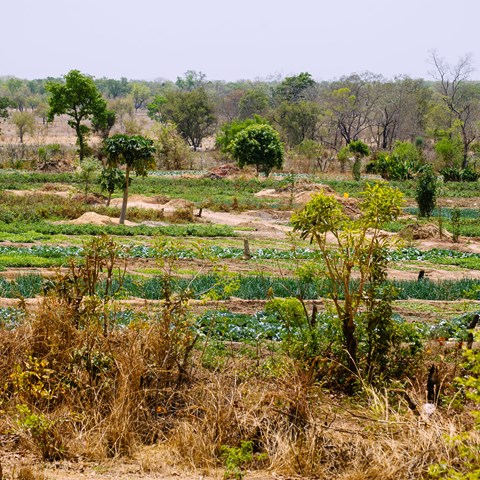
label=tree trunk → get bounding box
[342,314,358,375]
[119,167,130,225]
[462,135,469,169]
[76,122,85,161]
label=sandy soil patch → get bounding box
[67,212,137,226]
[5,188,76,198]
[199,210,291,238]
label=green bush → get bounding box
[440,166,479,182]
[415,165,438,217]
[366,142,422,180]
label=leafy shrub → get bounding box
[366,142,422,180]
[415,165,438,217]
[434,136,463,168]
[440,166,480,182]
[451,207,461,242]
[221,440,266,479]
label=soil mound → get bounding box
[68,212,137,226]
[256,181,335,202]
[123,194,169,205]
[71,193,105,205]
[110,195,168,208]
[162,199,195,221]
[204,164,241,179]
[256,182,361,218]
[162,199,195,210]
[399,222,452,240]
[277,179,336,195]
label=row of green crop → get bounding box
[3,244,480,261]
[0,273,478,301]
[0,221,234,239]
[404,207,480,219]
[0,244,480,270]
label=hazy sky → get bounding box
[2,0,480,82]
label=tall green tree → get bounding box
[216,115,269,156]
[46,70,108,161]
[275,72,316,103]
[276,100,320,146]
[230,123,284,176]
[156,88,216,151]
[104,134,155,224]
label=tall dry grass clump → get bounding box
[162,357,478,479]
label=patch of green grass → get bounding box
[428,256,480,270]
[0,255,65,268]
[0,221,235,238]
[134,268,165,275]
[394,300,479,316]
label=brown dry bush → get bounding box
[162,356,478,479]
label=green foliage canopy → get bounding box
[277,100,320,146]
[104,134,156,224]
[46,70,108,160]
[230,124,284,176]
[275,72,316,103]
[154,88,216,151]
[216,115,269,156]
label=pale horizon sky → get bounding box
[2,0,480,82]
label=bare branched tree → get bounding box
[429,50,479,168]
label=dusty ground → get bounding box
[0,453,276,480]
